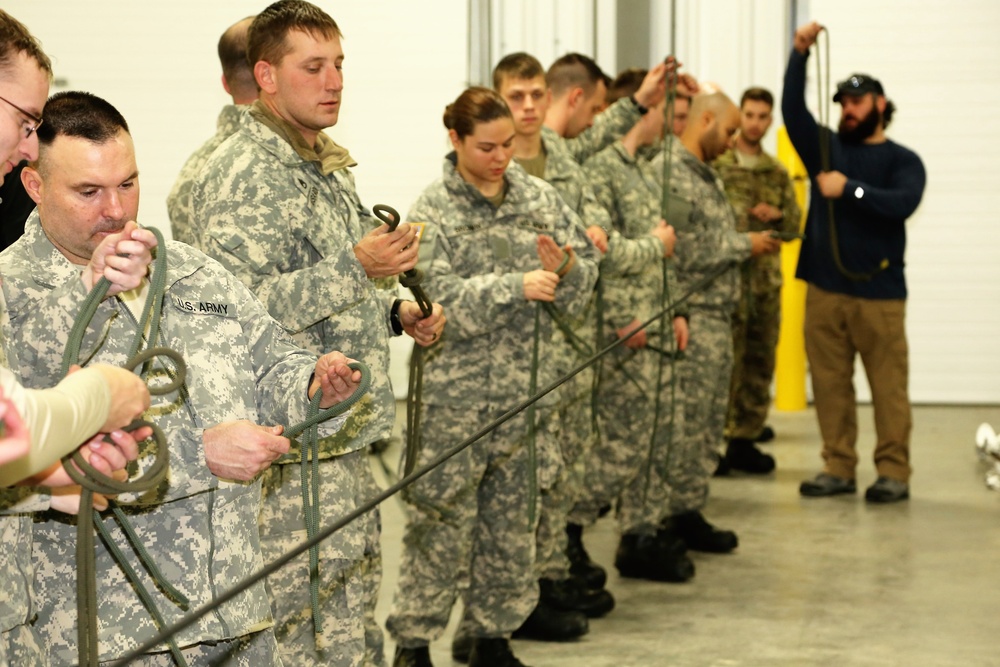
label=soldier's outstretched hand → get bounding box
[0,389,29,467]
[537,235,576,276]
[310,351,364,407]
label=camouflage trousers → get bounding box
[568,343,676,536]
[98,629,280,667]
[535,371,596,580]
[0,622,45,667]
[727,286,780,440]
[667,308,734,516]
[260,450,384,667]
[386,404,540,645]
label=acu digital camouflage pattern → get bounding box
[260,450,383,667]
[713,148,800,440]
[386,158,598,643]
[387,405,545,644]
[191,108,390,666]
[0,217,346,665]
[569,141,682,535]
[661,140,753,515]
[167,104,244,247]
[559,96,642,165]
[192,106,396,461]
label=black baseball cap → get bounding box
[833,73,884,102]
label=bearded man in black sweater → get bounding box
[783,20,926,504]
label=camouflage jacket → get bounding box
[191,108,395,457]
[583,142,681,340]
[713,147,800,293]
[541,125,662,279]
[0,216,345,659]
[662,141,752,311]
[167,104,244,247]
[410,157,598,408]
[0,267,114,634]
[560,96,641,165]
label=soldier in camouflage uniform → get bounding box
[167,16,256,247]
[578,91,694,584]
[0,15,162,667]
[0,91,365,667]
[713,87,800,474]
[190,3,444,666]
[659,92,780,555]
[386,87,598,667]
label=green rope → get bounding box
[285,362,372,639]
[59,227,189,667]
[526,303,541,531]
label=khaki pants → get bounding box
[804,285,912,482]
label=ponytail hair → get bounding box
[443,86,511,139]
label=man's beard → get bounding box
[838,106,881,144]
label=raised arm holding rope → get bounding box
[0,89,365,667]
[783,21,926,503]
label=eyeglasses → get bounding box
[0,94,43,139]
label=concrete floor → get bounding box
[369,404,1000,667]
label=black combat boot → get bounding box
[450,624,473,664]
[469,637,531,667]
[614,531,695,582]
[511,598,588,641]
[565,523,607,589]
[393,645,433,667]
[539,576,615,618]
[724,438,776,474]
[672,510,739,553]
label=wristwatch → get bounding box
[629,95,649,115]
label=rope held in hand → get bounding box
[60,227,191,667]
[111,260,733,666]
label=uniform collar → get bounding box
[246,101,357,175]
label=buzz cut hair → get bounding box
[36,91,129,148]
[247,0,342,69]
[546,53,605,99]
[492,52,545,91]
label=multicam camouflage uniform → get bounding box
[713,148,799,440]
[0,215,347,666]
[191,102,391,667]
[167,104,243,247]
[385,157,598,645]
[572,142,682,538]
[665,141,753,515]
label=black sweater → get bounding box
[782,50,926,299]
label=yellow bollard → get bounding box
[774,127,809,411]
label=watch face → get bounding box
[854,186,865,199]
